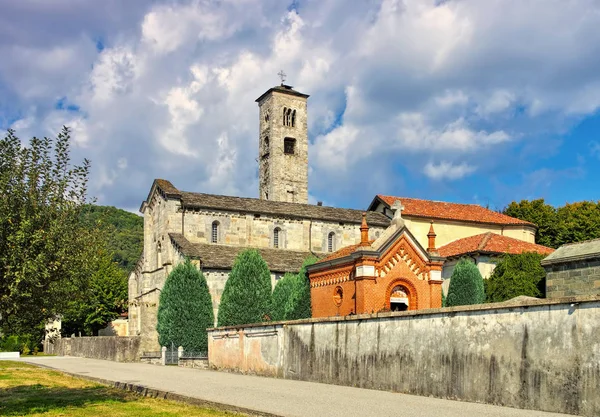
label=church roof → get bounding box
[255,84,310,102]
[318,241,375,263]
[144,179,390,226]
[438,232,554,259]
[169,233,318,273]
[371,195,536,227]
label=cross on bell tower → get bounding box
[277,70,287,85]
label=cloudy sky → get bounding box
[1,0,599,212]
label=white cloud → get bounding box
[3,0,600,209]
[424,161,476,180]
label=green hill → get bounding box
[80,205,143,273]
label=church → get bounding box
[128,83,552,349]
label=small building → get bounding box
[542,238,600,298]
[307,211,444,316]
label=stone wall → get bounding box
[544,257,600,298]
[45,336,142,362]
[208,295,600,416]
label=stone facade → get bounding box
[542,238,600,298]
[257,85,309,204]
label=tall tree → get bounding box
[556,202,600,245]
[284,255,318,320]
[271,273,296,321]
[446,258,485,307]
[0,128,96,342]
[217,249,272,327]
[157,259,214,352]
[485,253,547,303]
[503,199,559,248]
[60,245,128,336]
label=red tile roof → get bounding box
[318,241,374,263]
[438,233,554,258]
[376,195,535,227]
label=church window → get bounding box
[328,232,335,252]
[263,137,269,156]
[333,286,343,306]
[273,227,281,248]
[283,107,287,126]
[284,137,296,154]
[291,110,296,127]
[211,221,219,243]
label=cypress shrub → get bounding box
[446,258,485,307]
[156,259,214,352]
[485,252,547,302]
[217,249,272,327]
[271,273,296,321]
[284,255,318,320]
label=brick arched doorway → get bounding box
[386,279,418,311]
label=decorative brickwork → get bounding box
[308,222,443,317]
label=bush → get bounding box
[446,258,485,307]
[0,334,37,353]
[157,259,214,352]
[217,249,272,327]
[485,252,547,302]
[271,273,296,321]
[284,255,318,320]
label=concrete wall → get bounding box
[545,257,600,298]
[208,295,600,416]
[45,336,142,362]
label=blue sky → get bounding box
[1,0,599,213]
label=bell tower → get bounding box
[255,76,309,204]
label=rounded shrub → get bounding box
[446,258,485,307]
[156,259,214,352]
[485,252,547,302]
[217,249,272,327]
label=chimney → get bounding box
[317,201,323,206]
[360,212,370,246]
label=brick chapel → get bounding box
[128,83,552,349]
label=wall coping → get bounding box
[207,294,600,332]
[541,253,600,267]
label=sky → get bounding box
[1,0,599,213]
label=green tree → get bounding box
[217,249,272,327]
[157,259,214,352]
[61,246,128,336]
[284,255,318,320]
[0,127,97,343]
[271,273,296,321]
[446,258,485,307]
[556,202,600,246]
[503,199,559,248]
[485,252,547,303]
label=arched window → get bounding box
[157,242,162,268]
[273,227,281,248]
[211,221,219,243]
[291,110,296,127]
[283,107,287,126]
[328,232,335,252]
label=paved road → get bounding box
[11,356,570,417]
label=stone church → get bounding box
[128,83,552,349]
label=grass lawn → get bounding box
[0,361,240,416]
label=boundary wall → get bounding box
[208,295,600,416]
[45,336,141,362]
